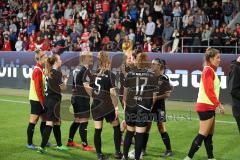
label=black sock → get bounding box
[41,125,52,148]
[142,133,149,152]
[113,125,122,153]
[135,132,145,160]
[68,122,80,142]
[161,132,172,151]
[94,128,102,154]
[53,125,62,147]
[80,122,88,146]
[123,130,134,158]
[27,123,36,145]
[188,134,205,158]
[204,134,214,159]
[40,122,46,138]
[234,116,240,134]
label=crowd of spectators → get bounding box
[0,0,239,54]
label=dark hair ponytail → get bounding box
[45,54,57,78]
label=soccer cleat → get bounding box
[26,144,36,150]
[56,145,69,151]
[208,159,216,160]
[128,149,144,159]
[183,156,192,160]
[114,152,123,159]
[46,142,56,147]
[36,146,47,153]
[83,145,95,151]
[66,141,82,147]
[161,150,173,157]
[97,153,108,160]
[121,156,128,160]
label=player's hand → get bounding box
[62,74,69,84]
[218,103,225,115]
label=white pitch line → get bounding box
[0,98,28,104]
[0,98,236,124]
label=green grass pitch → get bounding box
[0,88,239,160]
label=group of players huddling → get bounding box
[27,49,185,160]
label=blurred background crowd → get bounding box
[0,0,239,54]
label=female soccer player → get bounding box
[229,56,240,133]
[84,51,122,160]
[37,54,69,153]
[27,50,47,149]
[122,52,158,160]
[128,58,173,159]
[67,51,94,151]
[184,48,225,160]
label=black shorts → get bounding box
[198,110,215,121]
[151,108,166,123]
[71,96,90,118]
[44,97,61,122]
[125,107,150,127]
[30,100,45,115]
[93,109,116,123]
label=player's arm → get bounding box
[60,74,69,90]
[110,87,119,111]
[83,82,93,97]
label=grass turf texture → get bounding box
[0,88,239,160]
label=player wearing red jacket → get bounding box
[184,48,225,160]
[26,51,47,149]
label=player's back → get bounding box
[125,68,158,111]
[91,69,116,108]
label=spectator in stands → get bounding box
[170,29,180,53]
[144,37,153,52]
[128,28,135,45]
[222,0,235,24]
[15,36,23,51]
[2,35,12,51]
[65,36,74,51]
[155,18,164,46]
[135,27,145,50]
[201,24,212,51]
[122,35,133,55]
[139,3,148,22]
[172,1,182,30]
[90,27,101,51]
[70,28,80,44]
[153,0,163,22]
[236,23,240,36]
[145,16,156,38]
[102,0,110,23]
[162,0,172,23]
[210,1,222,28]
[111,33,123,52]
[192,27,202,53]
[182,10,193,28]
[162,21,174,52]
[128,4,138,23]
[41,35,51,51]
[26,22,36,36]
[64,3,73,20]
[211,27,223,47]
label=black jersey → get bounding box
[72,66,92,101]
[153,74,171,110]
[90,69,116,108]
[124,68,158,111]
[119,64,132,96]
[45,69,63,100]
